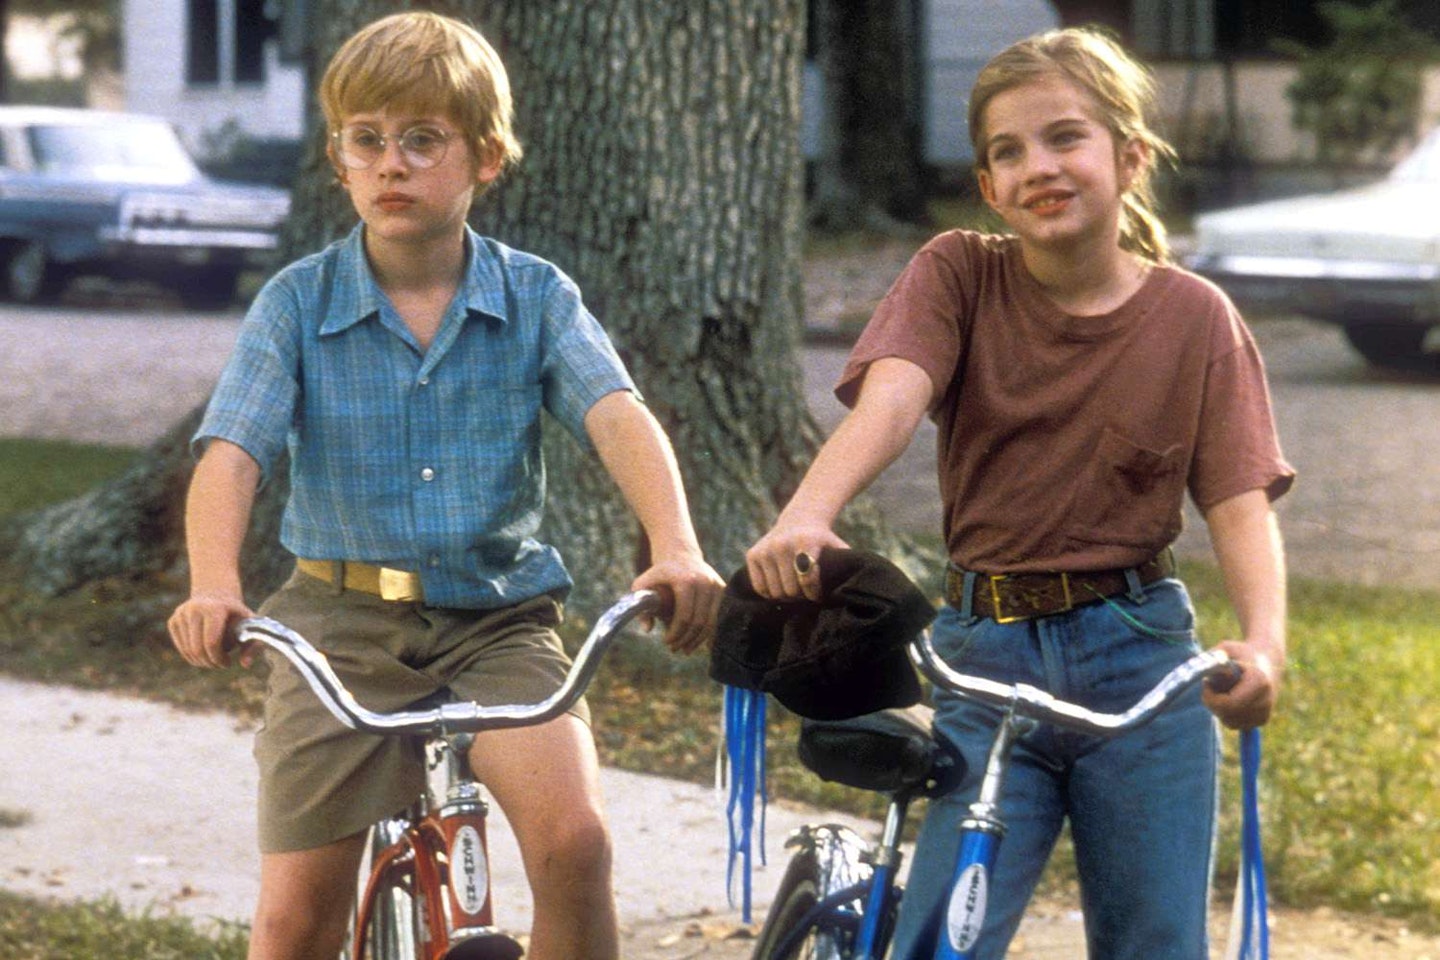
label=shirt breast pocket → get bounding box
[449,375,543,454]
[1065,428,1185,549]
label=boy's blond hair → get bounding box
[320,11,523,174]
[968,27,1177,263]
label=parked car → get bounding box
[1186,126,1440,371]
[0,106,291,309]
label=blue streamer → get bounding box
[1239,728,1270,960]
[722,685,768,922]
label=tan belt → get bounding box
[945,549,1175,623]
[295,558,424,602]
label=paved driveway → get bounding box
[2,301,1437,591]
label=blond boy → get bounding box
[168,13,723,959]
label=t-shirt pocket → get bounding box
[1065,428,1185,549]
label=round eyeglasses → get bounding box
[332,124,454,170]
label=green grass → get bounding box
[3,441,1440,945]
[1257,577,1440,917]
[0,440,138,515]
[0,892,247,960]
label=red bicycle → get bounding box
[238,589,661,960]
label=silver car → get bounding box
[1187,126,1440,371]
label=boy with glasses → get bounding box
[167,12,724,960]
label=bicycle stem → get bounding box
[965,706,1036,832]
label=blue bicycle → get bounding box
[749,630,1241,960]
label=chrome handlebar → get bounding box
[908,630,1239,737]
[236,589,663,736]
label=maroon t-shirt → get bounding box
[838,229,1295,574]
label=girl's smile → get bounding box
[1021,188,1075,216]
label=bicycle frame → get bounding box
[350,738,509,960]
[237,589,662,960]
[756,630,1237,960]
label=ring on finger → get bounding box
[793,551,815,576]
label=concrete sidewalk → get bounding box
[0,674,869,953]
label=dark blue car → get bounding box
[0,106,291,309]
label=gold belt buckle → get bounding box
[378,567,423,602]
[1056,572,1074,614]
[988,575,1021,624]
[988,572,1074,623]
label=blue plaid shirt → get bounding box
[197,224,636,608]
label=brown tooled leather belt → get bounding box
[945,549,1175,623]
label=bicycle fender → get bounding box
[785,823,873,900]
[438,932,524,960]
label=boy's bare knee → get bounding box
[526,809,613,884]
[251,901,350,959]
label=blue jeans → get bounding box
[890,579,1220,960]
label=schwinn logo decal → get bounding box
[450,825,489,915]
[945,863,988,952]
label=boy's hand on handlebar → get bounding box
[1202,639,1282,730]
[632,552,725,654]
[168,593,256,669]
[745,523,849,602]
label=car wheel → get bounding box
[177,265,242,310]
[1342,323,1440,373]
[4,241,67,304]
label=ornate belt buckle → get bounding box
[989,575,1021,624]
[378,567,423,602]
[990,573,1075,622]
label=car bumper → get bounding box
[98,226,279,267]
[1187,253,1440,324]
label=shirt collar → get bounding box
[319,224,509,336]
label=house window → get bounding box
[187,0,220,84]
[187,0,278,87]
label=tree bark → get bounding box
[808,0,930,232]
[0,0,924,631]
[474,0,820,610]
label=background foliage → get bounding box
[1279,0,1440,166]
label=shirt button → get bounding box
[418,376,430,386]
[428,555,440,568]
[420,467,435,481]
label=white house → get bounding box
[122,0,305,157]
[127,0,1056,169]
[916,0,1059,164]
[119,0,1435,177]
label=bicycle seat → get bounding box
[797,703,963,798]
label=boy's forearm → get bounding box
[586,392,702,560]
[186,440,263,597]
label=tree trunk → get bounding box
[0,0,923,634]
[808,0,930,232]
[473,0,820,610]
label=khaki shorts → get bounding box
[253,571,585,853]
